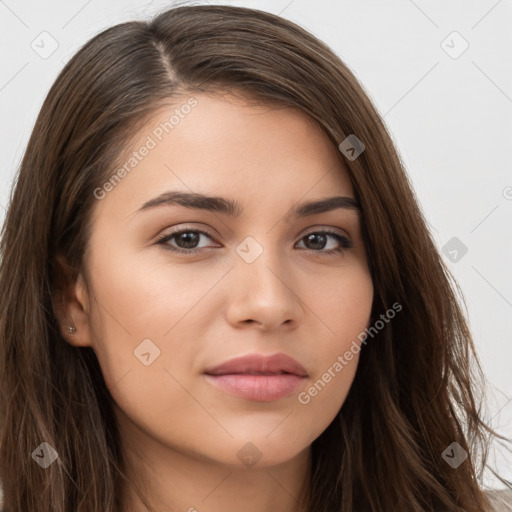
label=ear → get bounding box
[53,253,94,348]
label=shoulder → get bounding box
[485,488,512,512]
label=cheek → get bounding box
[316,261,373,343]
[85,243,222,357]
[84,247,235,422]
[298,266,372,413]
[296,354,359,446]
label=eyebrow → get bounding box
[135,191,361,219]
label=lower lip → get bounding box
[204,373,306,401]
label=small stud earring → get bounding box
[67,325,77,334]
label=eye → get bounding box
[297,229,353,255]
[156,228,217,255]
[155,227,353,256]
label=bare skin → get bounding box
[58,91,374,512]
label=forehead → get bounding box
[91,92,354,223]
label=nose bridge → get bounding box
[228,233,301,327]
[235,234,289,291]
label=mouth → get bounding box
[205,370,293,375]
[203,353,308,401]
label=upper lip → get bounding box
[204,353,308,377]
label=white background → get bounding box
[1,0,511,487]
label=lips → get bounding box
[204,353,308,378]
[203,353,308,401]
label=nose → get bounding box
[225,245,303,331]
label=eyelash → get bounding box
[155,227,353,256]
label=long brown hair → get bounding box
[0,4,510,511]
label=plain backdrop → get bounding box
[1,0,511,487]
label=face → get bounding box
[62,92,373,470]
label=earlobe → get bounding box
[60,320,79,344]
[59,320,91,348]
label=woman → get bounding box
[0,4,510,512]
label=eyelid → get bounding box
[156,225,219,244]
[302,225,350,238]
